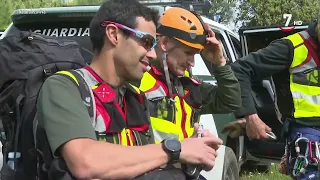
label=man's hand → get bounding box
[194,123,221,150]
[221,118,247,138]
[200,24,226,66]
[245,114,272,140]
[179,123,223,171]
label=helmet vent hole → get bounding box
[180,16,186,21]
[187,20,192,24]
[190,25,197,30]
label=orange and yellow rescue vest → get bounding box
[283,31,320,118]
[139,66,202,144]
[57,67,152,146]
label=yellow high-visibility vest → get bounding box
[139,68,202,143]
[56,68,150,146]
[283,31,320,118]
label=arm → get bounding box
[230,39,293,118]
[200,64,241,114]
[37,75,169,180]
[62,139,169,180]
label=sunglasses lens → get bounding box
[141,34,156,50]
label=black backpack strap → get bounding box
[36,69,93,180]
[32,70,95,178]
[33,70,95,149]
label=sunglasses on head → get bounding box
[101,21,157,51]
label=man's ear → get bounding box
[159,36,170,52]
[105,24,119,46]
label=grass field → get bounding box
[240,164,292,180]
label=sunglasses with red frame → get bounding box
[101,21,158,51]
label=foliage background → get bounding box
[0,0,319,31]
[237,0,320,28]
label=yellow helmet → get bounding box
[157,7,208,50]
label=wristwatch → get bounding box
[162,137,181,164]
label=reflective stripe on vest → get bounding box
[184,70,190,77]
[283,31,320,118]
[139,72,167,100]
[140,71,196,144]
[56,69,141,146]
[119,129,134,146]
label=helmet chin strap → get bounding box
[187,66,193,77]
[162,52,174,101]
[157,42,179,105]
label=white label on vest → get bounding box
[33,28,90,37]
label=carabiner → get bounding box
[309,141,319,165]
[315,142,320,161]
[292,156,309,177]
[167,98,176,106]
[295,137,309,157]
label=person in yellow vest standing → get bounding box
[225,14,320,179]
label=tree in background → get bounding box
[0,0,63,29]
[210,0,237,25]
[237,0,320,28]
[137,0,238,25]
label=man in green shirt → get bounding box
[36,0,223,179]
[138,7,241,144]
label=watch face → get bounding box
[165,138,181,152]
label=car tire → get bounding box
[222,147,240,180]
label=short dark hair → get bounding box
[89,0,159,54]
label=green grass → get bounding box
[240,164,292,180]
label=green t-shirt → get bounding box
[36,75,97,156]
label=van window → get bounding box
[229,35,241,59]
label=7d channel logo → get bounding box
[278,14,303,32]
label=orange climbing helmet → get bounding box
[157,7,208,50]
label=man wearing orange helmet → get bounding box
[138,7,241,177]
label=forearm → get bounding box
[231,40,293,117]
[200,65,241,114]
[86,141,169,180]
[233,80,257,118]
[231,59,258,118]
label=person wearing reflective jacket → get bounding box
[138,7,241,146]
[224,15,320,179]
